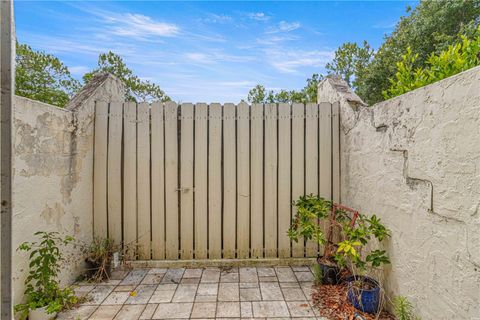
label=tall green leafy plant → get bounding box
[15,232,77,318]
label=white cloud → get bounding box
[101,12,179,38]
[69,66,90,76]
[248,12,270,21]
[183,50,255,65]
[203,13,232,24]
[264,49,333,73]
[266,21,301,34]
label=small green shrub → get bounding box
[82,237,116,282]
[392,296,420,320]
[383,26,480,99]
[14,232,78,319]
[312,264,323,285]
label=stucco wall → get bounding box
[12,74,124,307]
[318,67,480,319]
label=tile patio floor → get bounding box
[58,266,327,319]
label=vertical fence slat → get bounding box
[123,102,137,257]
[151,102,165,260]
[108,102,123,246]
[291,103,305,257]
[319,102,332,256]
[236,102,250,259]
[305,103,319,257]
[223,103,236,258]
[208,103,222,259]
[194,103,208,259]
[264,103,278,258]
[94,102,109,238]
[137,102,151,259]
[180,103,194,259]
[165,102,179,259]
[278,103,291,258]
[250,103,264,258]
[332,102,340,203]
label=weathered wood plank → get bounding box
[223,103,236,258]
[332,102,340,203]
[264,103,277,258]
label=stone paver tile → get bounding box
[141,274,164,285]
[172,284,198,302]
[148,268,167,275]
[156,283,178,291]
[300,282,314,299]
[57,305,97,320]
[239,282,259,289]
[309,301,321,317]
[114,304,146,320]
[281,287,307,301]
[114,285,137,292]
[86,285,115,305]
[241,302,253,318]
[201,268,220,283]
[191,302,217,318]
[274,267,296,282]
[181,277,200,284]
[220,270,239,283]
[162,268,185,284]
[260,282,283,301]
[279,282,300,288]
[110,269,130,280]
[216,302,240,318]
[195,295,217,302]
[140,303,158,319]
[152,302,193,319]
[259,276,278,282]
[98,279,122,286]
[218,282,239,302]
[197,283,218,296]
[126,284,156,304]
[252,301,290,318]
[102,291,131,305]
[184,268,203,278]
[149,290,175,303]
[89,305,121,320]
[120,269,148,285]
[240,288,262,301]
[295,271,314,282]
[287,301,315,317]
[256,267,275,277]
[292,266,311,272]
[74,285,96,297]
[239,267,258,283]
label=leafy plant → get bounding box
[312,264,323,285]
[392,296,420,320]
[81,237,117,282]
[384,26,480,99]
[14,232,78,319]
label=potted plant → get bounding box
[334,214,391,314]
[81,237,116,282]
[14,231,78,320]
[288,194,342,284]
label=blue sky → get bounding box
[16,1,417,102]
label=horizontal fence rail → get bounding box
[93,101,340,260]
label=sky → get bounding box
[16,1,417,103]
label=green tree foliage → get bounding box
[359,0,480,104]
[83,51,170,102]
[325,41,373,89]
[384,27,480,98]
[247,73,323,104]
[15,43,81,108]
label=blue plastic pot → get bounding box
[345,275,381,314]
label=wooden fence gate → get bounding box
[93,102,340,260]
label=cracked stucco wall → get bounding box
[318,67,480,319]
[13,74,125,307]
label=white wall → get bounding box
[12,74,124,307]
[318,67,480,319]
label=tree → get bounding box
[83,51,170,102]
[325,41,373,90]
[246,73,323,104]
[359,0,480,104]
[15,43,81,108]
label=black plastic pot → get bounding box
[345,275,381,314]
[316,257,341,284]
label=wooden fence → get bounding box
[93,101,340,260]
